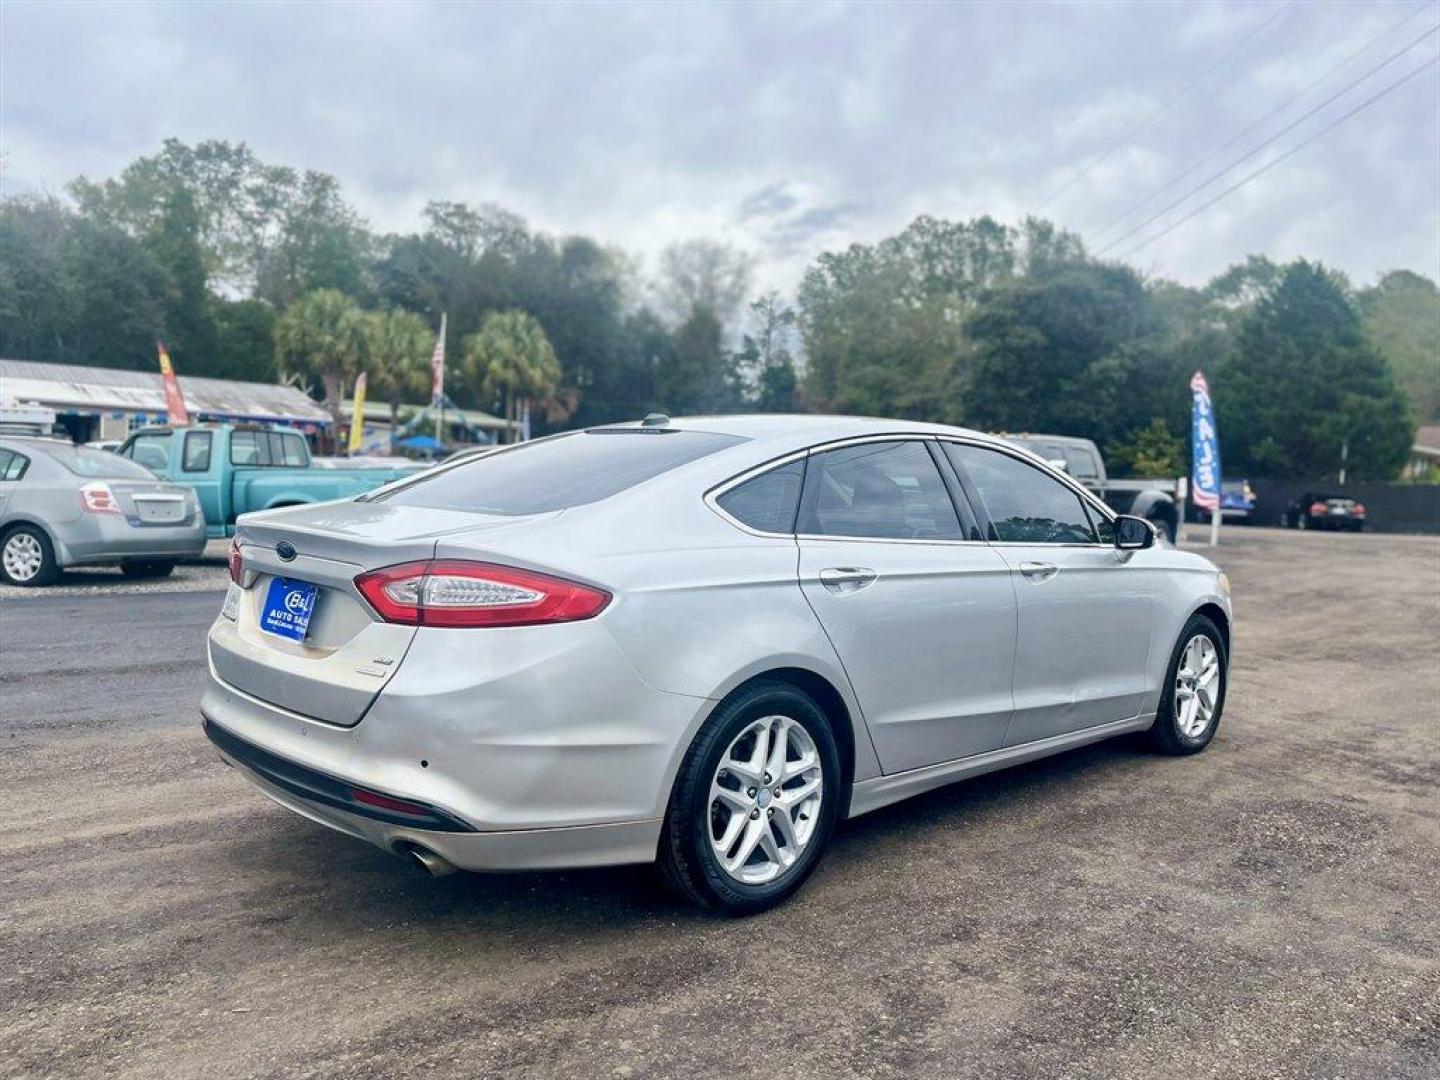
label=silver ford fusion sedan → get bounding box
[202,415,1231,914]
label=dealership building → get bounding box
[0,359,333,443]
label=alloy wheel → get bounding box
[2,533,44,583]
[708,715,824,885]
[1174,633,1221,738]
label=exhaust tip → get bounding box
[398,842,457,878]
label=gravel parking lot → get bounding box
[0,541,230,600]
[1,526,1436,1079]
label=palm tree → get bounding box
[274,288,367,430]
[364,308,434,452]
[462,310,561,441]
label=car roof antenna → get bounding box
[641,413,670,428]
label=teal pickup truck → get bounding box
[117,425,421,539]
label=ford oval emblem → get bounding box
[276,540,297,562]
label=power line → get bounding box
[1090,0,1435,240]
[1098,21,1440,256]
[1116,53,1439,260]
[1034,0,1299,211]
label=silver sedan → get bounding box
[0,437,207,586]
[203,415,1231,914]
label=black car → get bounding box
[1283,492,1366,531]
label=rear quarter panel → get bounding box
[431,468,884,785]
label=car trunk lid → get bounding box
[209,500,556,726]
[109,480,195,526]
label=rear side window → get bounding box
[376,430,746,515]
[0,449,28,481]
[715,459,805,534]
[798,440,963,541]
[183,431,213,472]
[945,443,1097,544]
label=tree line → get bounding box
[1,138,1432,480]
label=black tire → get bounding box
[657,680,842,916]
[1148,614,1228,755]
[0,524,60,587]
[1148,512,1177,544]
[120,560,176,579]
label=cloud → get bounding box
[2,0,1435,293]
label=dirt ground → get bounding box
[1,525,1437,1079]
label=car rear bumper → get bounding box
[204,716,663,870]
[56,515,207,565]
[200,618,708,871]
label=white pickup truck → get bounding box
[1000,433,1182,543]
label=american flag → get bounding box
[430,312,447,405]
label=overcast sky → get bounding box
[4,0,1438,295]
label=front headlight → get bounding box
[1217,571,1231,596]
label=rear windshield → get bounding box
[33,443,158,480]
[374,429,746,515]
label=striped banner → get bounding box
[1190,370,1221,512]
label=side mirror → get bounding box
[1114,514,1156,551]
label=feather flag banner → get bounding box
[157,342,190,425]
[348,372,368,455]
[1189,370,1221,513]
[430,313,447,405]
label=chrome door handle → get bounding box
[819,567,877,593]
[1018,561,1059,581]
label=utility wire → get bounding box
[1091,0,1435,240]
[1098,22,1440,256]
[1034,0,1299,211]
[1116,53,1439,260]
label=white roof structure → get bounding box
[0,359,332,426]
[1414,425,1440,462]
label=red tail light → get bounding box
[228,540,243,585]
[79,482,121,514]
[1352,503,1366,516]
[1309,502,1327,516]
[354,560,610,628]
